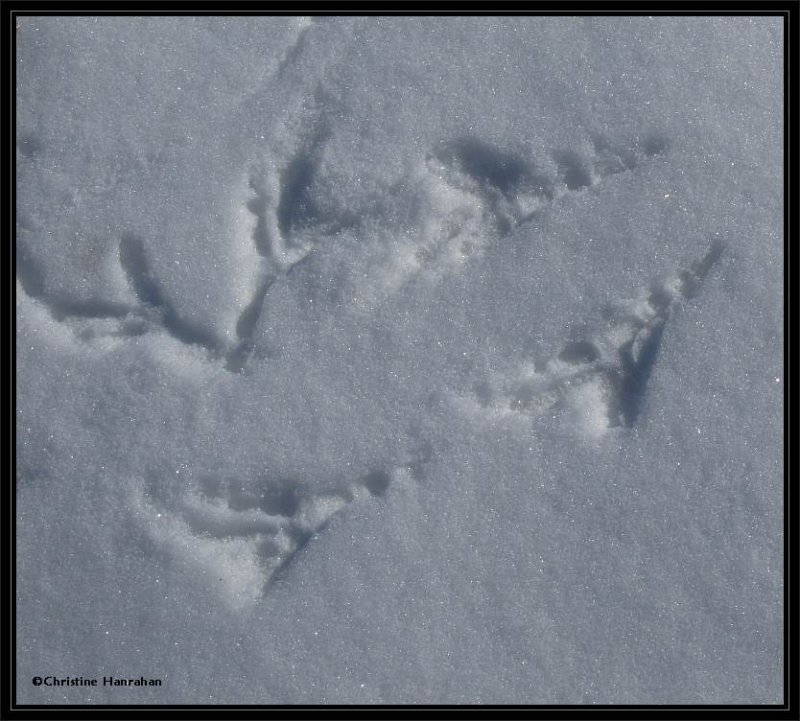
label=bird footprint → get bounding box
[459,239,726,437]
[17,122,725,604]
[131,460,426,607]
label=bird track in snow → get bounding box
[17,126,727,603]
[459,239,726,438]
[16,129,670,368]
[131,445,433,607]
[407,132,668,284]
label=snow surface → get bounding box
[16,16,783,704]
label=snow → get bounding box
[16,16,783,704]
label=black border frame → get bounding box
[3,2,796,718]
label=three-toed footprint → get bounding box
[457,239,725,438]
[130,461,426,607]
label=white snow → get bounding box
[16,16,782,704]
